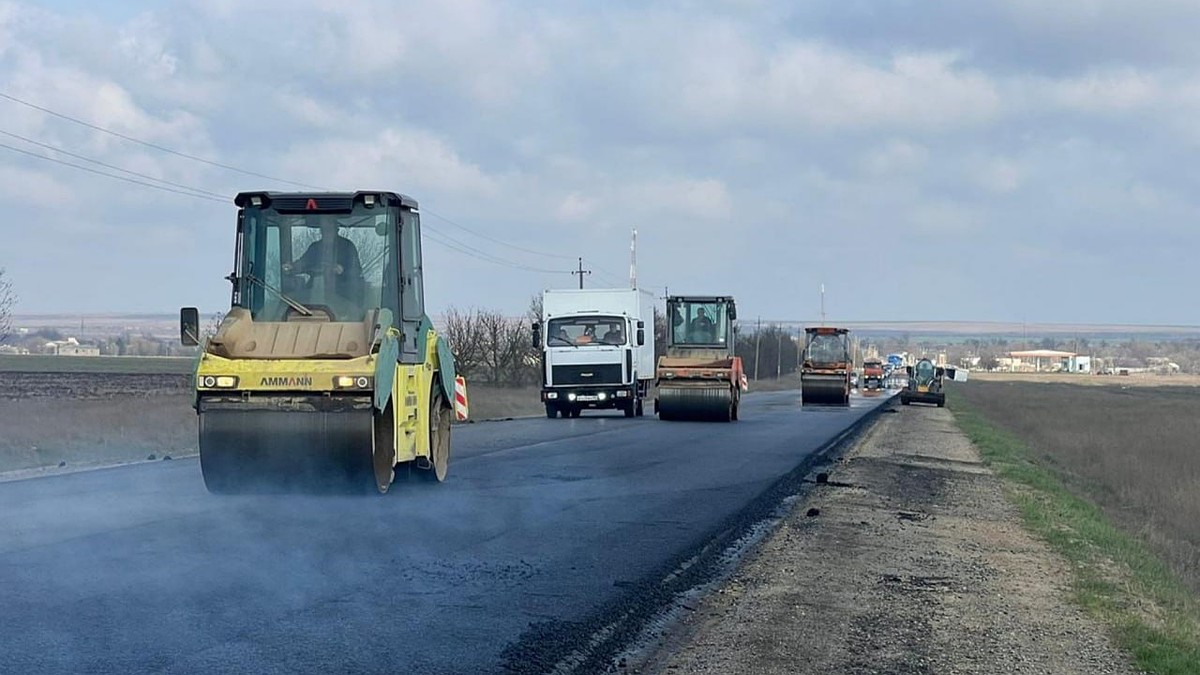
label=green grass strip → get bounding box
[951,393,1200,674]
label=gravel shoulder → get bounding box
[641,404,1139,674]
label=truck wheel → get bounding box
[623,401,635,418]
[570,408,581,418]
[635,398,644,417]
[545,404,558,419]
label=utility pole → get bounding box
[572,257,591,289]
[820,283,826,326]
[629,229,637,290]
[753,317,762,381]
[776,329,783,378]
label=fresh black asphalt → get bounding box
[0,390,891,674]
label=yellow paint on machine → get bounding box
[382,331,443,465]
[195,354,374,391]
[193,330,444,467]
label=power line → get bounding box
[422,228,570,274]
[0,141,227,203]
[422,208,575,260]
[0,91,648,279]
[0,125,574,275]
[0,127,227,200]
[0,90,322,190]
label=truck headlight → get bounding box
[598,392,607,401]
[568,393,577,401]
[547,392,558,400]
[615,390,629,398]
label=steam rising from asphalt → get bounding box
[0,391,885,673]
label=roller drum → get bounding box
[199,408,375,493]
[801,374,850,406]
[657,385,733,422]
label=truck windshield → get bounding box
[670,301,728,346]
[806,334,846,364]
[238,205,395,322]
[547,316,626,346]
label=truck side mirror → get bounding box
[728,306,737,320]
[180,307,200,346]
[636,320,645,346]
[532,322,542,349]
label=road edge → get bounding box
[498,394,896,674]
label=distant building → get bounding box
[1007,349,1090,373]
[43,337,101,357]
[1147,357,1181,374]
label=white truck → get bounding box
[534,288,656,418]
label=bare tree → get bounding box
[0,268,15,345]
[202,311,227,342]
[443,307,486,378]
[444,306,541,386]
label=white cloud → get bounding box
[862,140,929,176]
[555,192,598,222]
[1046,69,1161,112]
[975,157,1023,194]
[624,178,734,223]
[0,0,1198,323]
[278,128,500,197]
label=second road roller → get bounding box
[180,190,461,494]
[800,326,853,406]
[655,295,746,421]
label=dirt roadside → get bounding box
[638,404,1139,674]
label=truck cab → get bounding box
[534,288,655,418]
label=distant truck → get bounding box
[862,358,885,390]
[533,288,656,418]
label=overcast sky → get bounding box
[0,0,1196,324]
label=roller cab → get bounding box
[655,296,745,422]
[181,191,458,494]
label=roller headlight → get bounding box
[333,375,373,389]
[200,375,238,388]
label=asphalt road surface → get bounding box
[0,390,891,674]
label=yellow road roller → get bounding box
[180,191,460,494]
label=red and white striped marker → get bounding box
[453,375,469,421]
[740,373,749,391]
